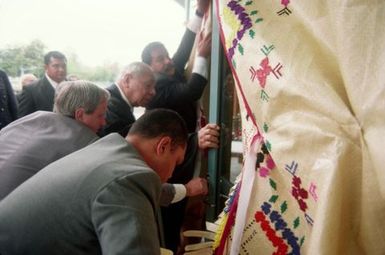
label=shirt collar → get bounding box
[45,73,60,88]
[116,83,132,110]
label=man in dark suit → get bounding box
[141,0,212,252]
[17,51,67,118]
[100,62,155,137]
[0,109,188,255]
[141,0,211,133]
[0,69,18,129]
[0,80,109,200]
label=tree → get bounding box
[66,53,120,85]
[0,40,120,84]
[22,40,46,77]
[0,40,46,77]
[86,62,120,84]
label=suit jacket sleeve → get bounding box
[149,74,207,109]
[160,183,176,206]
[18,77,55,118]
[91,171,161,255]
[17,85,36,118]
[172,29,197,74]
[1,71,18,121]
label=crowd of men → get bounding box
[0,0,221,254]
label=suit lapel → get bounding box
[36,76,55,110]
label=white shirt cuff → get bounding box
[192,56,208,79]
[187,14,203,33]
[171,184,187,203]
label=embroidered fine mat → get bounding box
[213,1,385,254]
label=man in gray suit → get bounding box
[0,109,188,255]
[18,51,67,118]
[0,80,109,200]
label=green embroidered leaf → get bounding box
[260,90,269,102]
[238,44,244,55]
[232,59,237,69]
[269,195,279,203]
[266,140,272,151]
[280,201,288,213]
[263,122,269,132]
[250,10,258,16]
[293,217,300,229]
[245,1,252,6]
[249,29,255,39]
[255,18,263,23]
[300,236,305,247]
[269,178,277,190]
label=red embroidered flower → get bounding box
[292,187,299,199]
[298,199,308,212]
[255,211,264,222]
[292,176,301,187]
[299,188,308,199]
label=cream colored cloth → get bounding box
[214,0,385,254]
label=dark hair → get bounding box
[141,41,165,65]
[44,51,67,65]
[129,109,188,148]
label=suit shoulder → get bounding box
[24,79,44,90]
[106,84,118,93]
[154,75,177,90]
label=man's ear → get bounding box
[74,108,85,121]
[124,73,132,87]
[155,136,172,155]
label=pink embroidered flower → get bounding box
[259,166,269,177]
[266,155,275,169]
[257,57,272,88]
[281,0,290,7]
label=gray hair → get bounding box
[116,61,154,83]
[54,80,110,118]
[19,73,37,87]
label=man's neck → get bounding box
[45,73,60,88]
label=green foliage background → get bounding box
[0,40,120,86]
